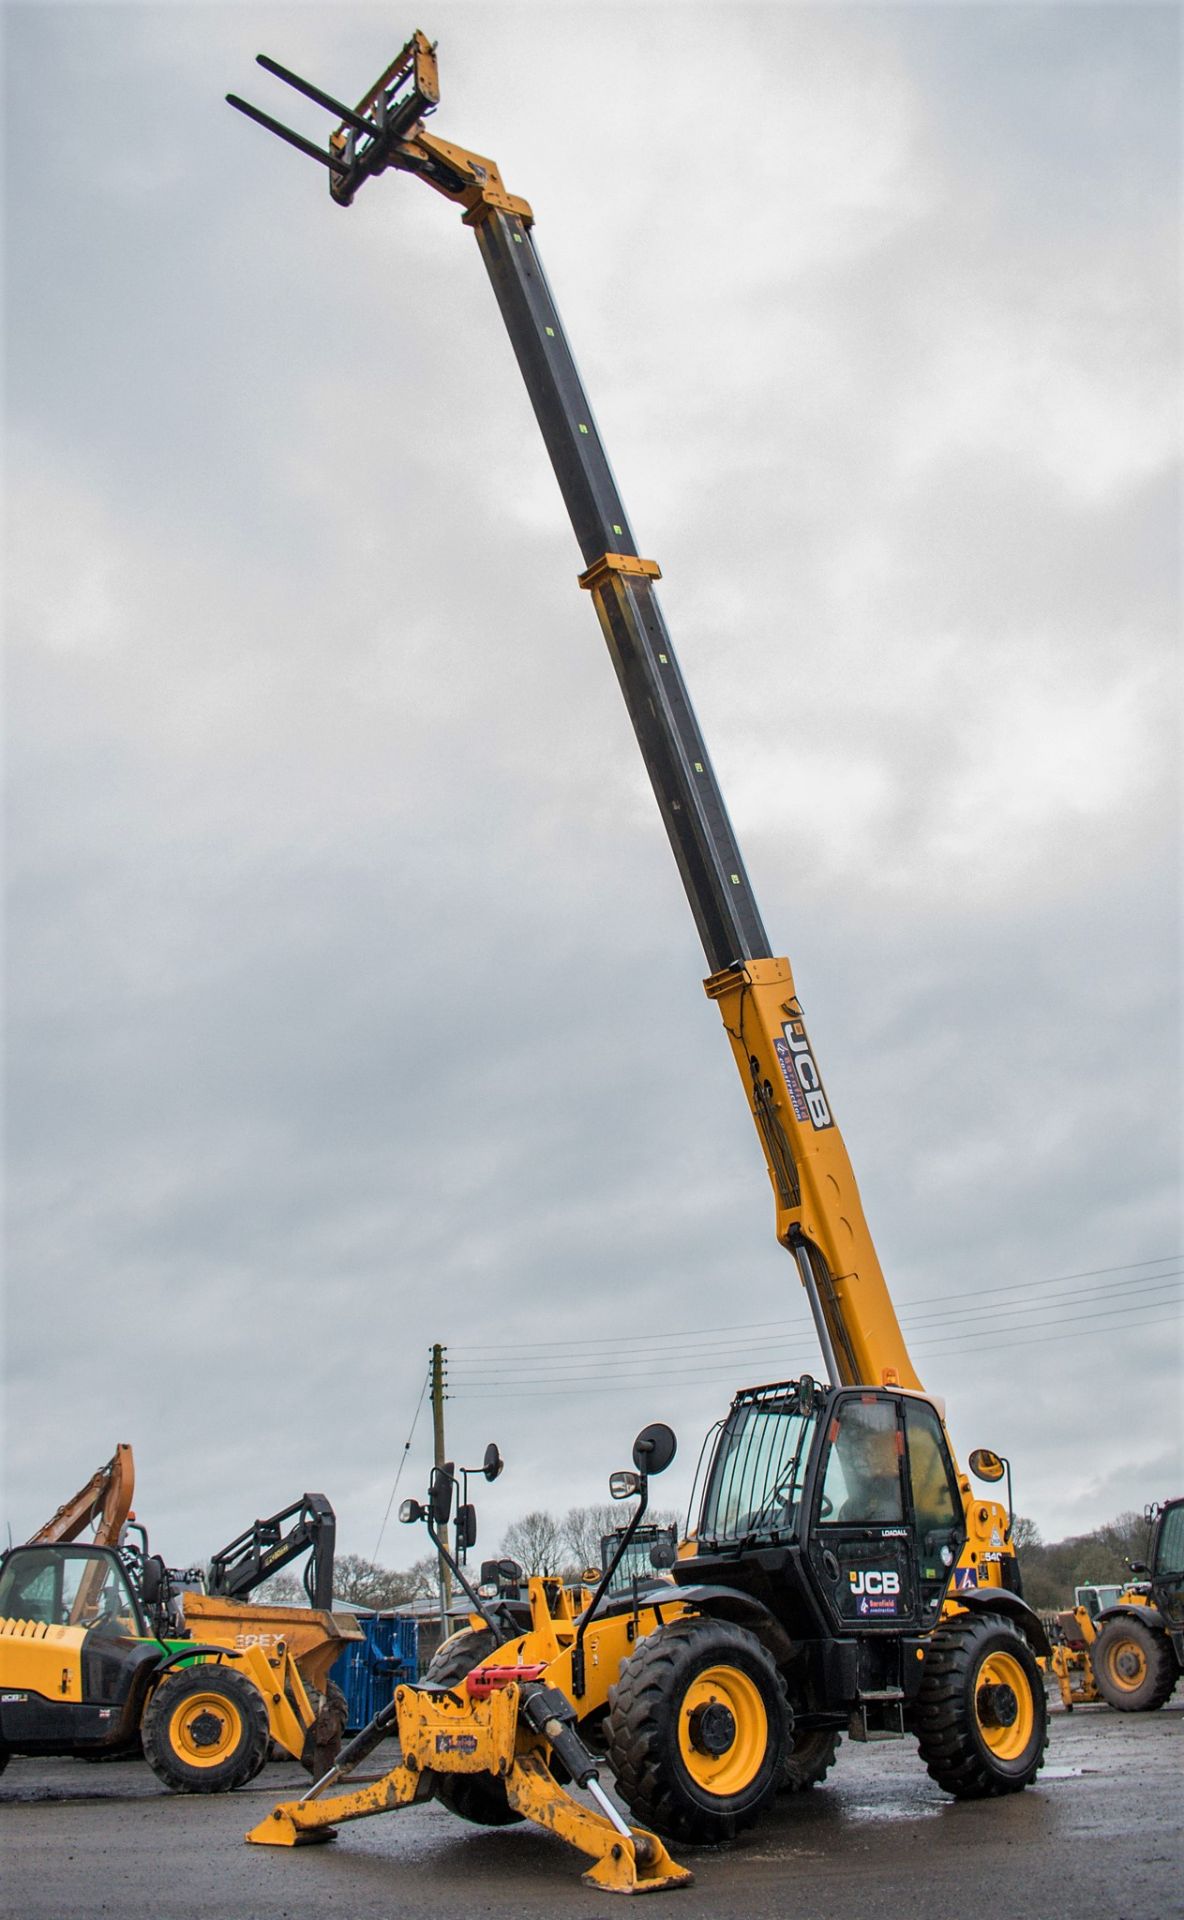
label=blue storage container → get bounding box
[330,1612,419,1731]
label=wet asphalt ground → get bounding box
[2,1698,1180,1920]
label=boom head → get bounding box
[227,29,531,222]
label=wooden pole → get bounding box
[430,1343,452,1627]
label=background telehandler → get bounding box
[0,1445,357,1789]
[1049,1498,1183,1711]
[226,27,1051,1895]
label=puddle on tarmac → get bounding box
[843,1802,942,1823]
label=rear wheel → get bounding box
[300,1679,348,1776]
[778,1726,840,1793]
[606,1616,788,1844]
[142,1664,270,1794]
[1090,1616,1178,1711]
[423,1628,523,1827]
[915,1612,1047,1799]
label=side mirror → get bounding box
[968,1448,1006,1484]
[456,1504,477,1551]
[479,1556,523,1588]
[610,1470,642,1500]
[632,1422,677,1477]
[483,1443,504,1483]
[797,1374,816,1416]
[430,1464,455,1527]
[140,1557,165,1605]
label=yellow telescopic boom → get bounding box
[230,31,920,1393]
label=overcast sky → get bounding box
[4,2,1180,1573]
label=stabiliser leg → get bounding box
[507,1751,691,1895]
[246,1761,430,1846]
[246,1679,692,1892]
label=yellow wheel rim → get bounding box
[677,1664,768,1795]
[169,1691,243,1767]
[974,1650,1034,1761]
[1102,1634,1148,1692]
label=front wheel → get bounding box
[142,1664,270,1794]
[606,1616,788,1844]
[1090,1616,1178,1712]
[915,1613,1047,1799]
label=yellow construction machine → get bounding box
[0,1446,359,1790]
[226,29,1052,1896]
[1049,1500,1183,1711]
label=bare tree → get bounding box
[561,1505,684,1579]
[406,1555,441,1601]
[1094,1510,1148,1568]
[1010,1514,1042,1552]
[253,1571,307,1606]
[562,1504,624,1573]
[332,1554,429,1610]
[498,1510,565,1575]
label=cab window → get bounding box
[1155,1505,1184,1578]
[903,1400,960,1541]
[818,1396,904,1525]
[0,1549,140,1633]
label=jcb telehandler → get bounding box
[227,29,1051,1895]
[0,1446,358,1789]
[1050,1499,1183,1711]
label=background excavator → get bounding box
[0,1445,357,1789]
[222,27,1053,1896]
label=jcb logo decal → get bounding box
[435,1732,478,1755]
[849,1571,900,1595]
[775,1022,833,1131]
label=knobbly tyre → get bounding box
[227,27,1052,1895]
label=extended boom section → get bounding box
[228,30,917,1394]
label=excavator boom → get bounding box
[27,1443,135,1547]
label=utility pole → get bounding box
[430,1343,452,1628]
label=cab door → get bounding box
[1151,1502,1184,1640]
[806,1392,919,1632]
[901,1397,966,1625]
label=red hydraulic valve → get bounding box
[465,1664,547,1699]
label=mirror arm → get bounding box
[423,1507,518,1646]
[572,1476,651,1700]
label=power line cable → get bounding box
[445,1275,1181,1383]
[372,1364,431,1562]
[448,1303,1181,1398]
[446,1255,1180,1360]
[452,1306,1181,1398]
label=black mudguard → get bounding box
[669,1583,794,1662]
[951,1588,1051,1657]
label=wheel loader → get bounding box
[226,28,1053,1895]
[1049,1499,1183,1711]
[0,1446,359,1790]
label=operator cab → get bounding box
[681,1376,966,1637]
[0,1544,148,1638]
